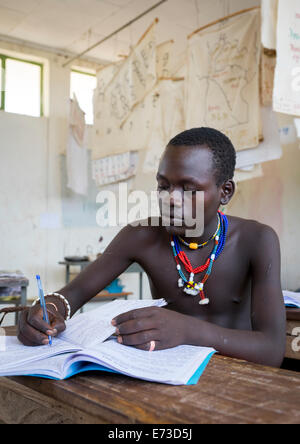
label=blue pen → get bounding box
[36,275,52,346]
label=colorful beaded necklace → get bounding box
[178,213,220,250]
[170,211,228,305]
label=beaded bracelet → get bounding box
[32,293,71,321]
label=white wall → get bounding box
[5,0,299,330]
[0,41,144,327]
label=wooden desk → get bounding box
[1,328,300,424]
[286,308,300,360]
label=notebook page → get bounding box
[0,353,69,379]
[60,298,167,349]
[71,339,215,385]
[0,336,80,373]
[283,290,300,308]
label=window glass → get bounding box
[5,58,42,117]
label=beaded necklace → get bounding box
[170,211,228,305]
[178,213,220,250]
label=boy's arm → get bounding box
[113,225,286,367]
[57,224,138,315]
[189,224,286,367]
[18,224,138,346]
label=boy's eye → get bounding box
[183,187,198,193]
[157,184,169,190]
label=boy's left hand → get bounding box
[111,307,190,351]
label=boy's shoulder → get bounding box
[121,215,279,249]
[226,214,280,248]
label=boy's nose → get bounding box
[169,189,183,207]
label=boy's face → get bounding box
[157,144,224,237]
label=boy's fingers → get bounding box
[27,309,54,334]
[51,316,66,334]
[112,307,155,326]
[118,330,158,346]
[116,318,154,335]
[18,311,49,346]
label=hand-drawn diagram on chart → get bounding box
[186,8,261,151]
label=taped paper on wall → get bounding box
[92,21,157,159]
[70,95,86,147]
[186,8,261,151]
[67,130,88,196]
[273,0,300,116]
[261,0,278,50]
[92,151,139,187]
[236,107,282,169]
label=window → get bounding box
[0,54,43,117]
[70,69,97,125]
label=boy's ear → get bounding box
[220,180,235,205]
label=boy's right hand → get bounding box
[17,304,66,346]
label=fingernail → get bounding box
[111,319,117,326]
[115,327,120,335]
[42,339,49,345]
[117,336,122,344]
[46,330,54,336]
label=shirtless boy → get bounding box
[18,128,286,367]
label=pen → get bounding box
[36,275,52,346]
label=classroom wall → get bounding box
[3,0,299,327]
[228,114,300,291]
[0,41,131,315]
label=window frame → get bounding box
[0,53,44,117]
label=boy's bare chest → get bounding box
[139,237,252,328]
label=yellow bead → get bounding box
[189,243,198,250]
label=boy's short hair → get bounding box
[168,127,236,187]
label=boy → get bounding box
[18,128,286,367]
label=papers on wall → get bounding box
[279,124,297,145]
[261,0,278,50]
[273,0,300,116]
[70,94,86,147]
[143,78,185,173]
[236,107,282,169]
[156,40,175,78]
[92,20,157,160]
[294,118,300,138]
[67,130,88,196]
[186,8,261,151]
[92,151,139,186]
[67,97,89,196]
[234,164,263,183]
[260,49,276,107]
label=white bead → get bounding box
[171,241,175,247]
[211,254,215,261]
[199,283,204,290]
[177,264,181,270]
[178,278,184,288]
[199,298,210,305]
[215,236,219,241]
[190,273,194,279]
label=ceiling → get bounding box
[0,0,260,64]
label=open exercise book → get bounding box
[283,291,300,308]
[0,299,215,385]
